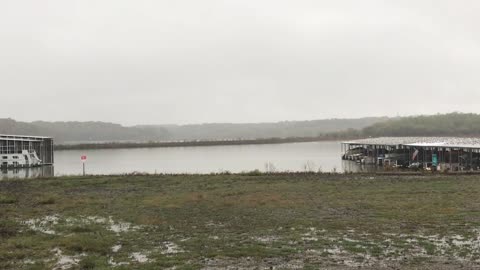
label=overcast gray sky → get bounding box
[1,0,479,125]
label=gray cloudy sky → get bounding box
[1,1,479,125]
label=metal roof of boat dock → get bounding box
[342,137,480,149]
[0,134,52,141]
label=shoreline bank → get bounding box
[6,170,480,181]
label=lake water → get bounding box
[1,141,365,178]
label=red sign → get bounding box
[81,155,87,162]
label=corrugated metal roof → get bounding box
[0,134,52,140]
[342,137,480,149]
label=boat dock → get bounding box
[0,134,54,169]
[341,137,480,171]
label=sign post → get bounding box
[81,155,87,176]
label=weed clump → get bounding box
[243,169,263,176]
[0,220,17,237]
[60,234,115,255]
[79,255,109,269]
[0,195,17,204]
[38,197,56,205]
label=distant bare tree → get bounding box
[265,162,277,173]
[302,161,316,172]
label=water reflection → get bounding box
[341,160,385,173]
[0,142,386,179]
[0,166,54,180]
[53,142,345,175]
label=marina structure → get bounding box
[0,134,54,169]
[342,137,480,171]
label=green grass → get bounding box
[0,194,18,204]
[1,173,480,269]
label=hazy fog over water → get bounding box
[1,1,479,125]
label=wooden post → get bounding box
[470,149,473,170]
[449,149,451,169]
[458,150,460,169]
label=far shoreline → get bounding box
[54,136,363,151]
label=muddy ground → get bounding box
[1,173,480,269]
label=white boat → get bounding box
[0,150,42,168]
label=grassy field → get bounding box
[2,173,480,269]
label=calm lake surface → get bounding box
[1,141,365,178]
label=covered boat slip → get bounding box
[341,137,480,171]
[0,134,54,168]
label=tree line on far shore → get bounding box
[2,113,480,148]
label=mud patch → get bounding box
[112,244,122,253]
[23,215,60,235]
[108,257,130,267]
[252,236,280,244]
[161,241,184,255]
[24,215,142,236]
[201,257,304,270]
[130,252,150,263]
[52,248,84,270]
